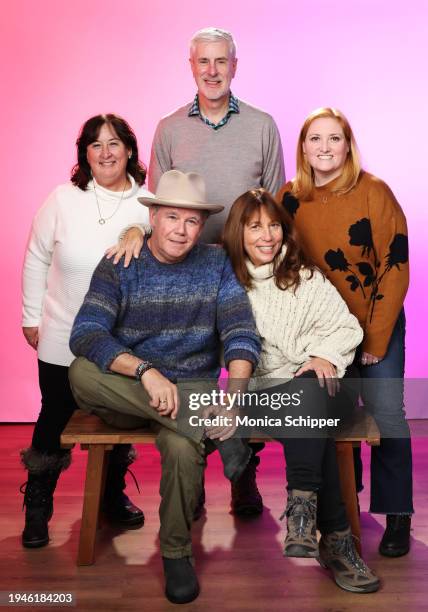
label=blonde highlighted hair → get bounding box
[293,107,361,201]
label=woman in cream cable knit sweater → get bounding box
[21,114,152,549]
[223,189,379,594]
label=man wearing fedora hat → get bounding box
[68,170,261,604]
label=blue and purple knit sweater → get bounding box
[70,241,260,380]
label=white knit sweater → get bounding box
[246,248,363,389]
[22,176,152,366]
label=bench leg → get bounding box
[335,441,361,555]
[77,444,108,566]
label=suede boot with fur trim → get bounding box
[20,447,71,548]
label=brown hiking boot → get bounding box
[318,527,380,593]
[281,489,318,557]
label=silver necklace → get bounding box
[93,179,127,225]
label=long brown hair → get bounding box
[223,189,315,291]
[71,113,147,190]
[293,107,361,201]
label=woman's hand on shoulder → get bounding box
[22,327,39,350]
[105,227,145,267]
[295,357,339,397]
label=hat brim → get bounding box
[138,196,224,215]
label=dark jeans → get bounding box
[353,310,413,514]
[31,360,78,454]
[251,372,349,534]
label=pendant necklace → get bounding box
[93,179,127,225]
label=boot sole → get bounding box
[104,515,145,529]
[22,537,49,549]
[232,504,263,517]
[317,557,380,593]
[165,585,200,605]
[284,544,318,558]
[379,544,409,557]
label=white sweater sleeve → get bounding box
[302,273,363,377]
[22,188,58,326]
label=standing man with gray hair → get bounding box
[149,27,285,515]
[149,26,285,244]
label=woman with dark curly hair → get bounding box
[223,189,379,593]
[21,114,152,549]
[278,107,412,559]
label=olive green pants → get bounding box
[69,357,206,559]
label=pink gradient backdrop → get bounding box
[2,0,427,421]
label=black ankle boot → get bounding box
[379,514,411,557]
[162,557,200,604]
[231,454,263,516]
[102,445,144,528]
[212,437,252,482]
[20,448,70,549]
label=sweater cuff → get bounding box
[118,223,151,241]
[361,336,388,360]
[224,348,258,372]
[307,350,348,379]
[22,317,41,327]
[104,348,136,372]
[71,334,135,373]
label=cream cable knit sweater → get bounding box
[246,247,363,389]
[22,176,152,366]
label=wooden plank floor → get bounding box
[1,424,427,611]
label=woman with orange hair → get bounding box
[278,107,412,558]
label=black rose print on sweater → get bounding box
[367,233,408,321]
[281,192,300,218]
[324,249,367,297]
[348,218,373,257]
[386,234,408,271]
[324,218,408,321]
[324,249,349,272]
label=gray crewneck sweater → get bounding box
[149,99,285,242]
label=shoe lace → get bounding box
[20,481,27,510]
[126,467,141,495]
[333,533,369,575]
[105,459,141,497]
[279,496,316,537]
[19,478,53,510]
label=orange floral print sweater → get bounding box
[277,171,409,358]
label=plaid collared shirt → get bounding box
[188,92,240,130]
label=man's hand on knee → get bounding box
[203,404,238,442]
[141,369,179,419]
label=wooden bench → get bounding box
[61,409,380,566]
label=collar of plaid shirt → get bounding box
[188,92,240,130]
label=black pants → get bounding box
[31,360,78,454]
[248,372,349,534]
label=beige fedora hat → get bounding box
[138,170,224,215]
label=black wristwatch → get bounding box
[135,360,153,380]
